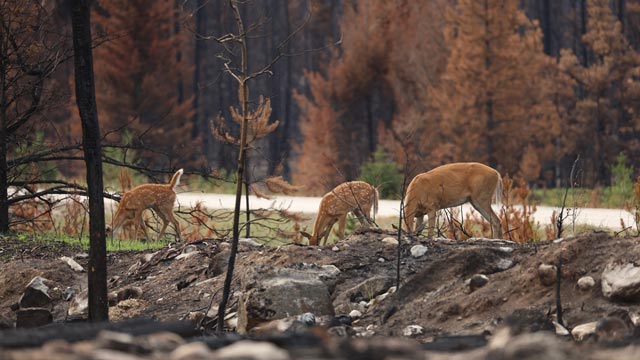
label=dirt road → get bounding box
[172,192,635,231]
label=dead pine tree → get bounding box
[205,0,308,332]
[70,0,108,322]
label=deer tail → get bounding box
[373,186,379,222]
[493,173,503,206]
[169,169,184,190]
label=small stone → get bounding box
[60,256,85,272]
[332,246,340,252]
[381,237,399,246]
[571,321,597,341]
[321,265,341,276]
[410,245,428,258]
[298,312,316,325]
[468,274,489,292]
[213,340,290,360]
[537,264,557,286]
[577,276,595,291]
[16,308,52,328]
[403,325,424,337]
[349,309,362,319]
[378,258,385,263]
[553,321,570,336]
[170,341,211,360]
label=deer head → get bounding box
[301,181,379,246]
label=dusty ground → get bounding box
[1,230,640,357]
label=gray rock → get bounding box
[602,262,640,301]
[468,274,490,292]
[410,245,428,258]
[19,276,52,308]
[16,308,52,328]
[487,331,571,360]
[214,340,290,360]
[577,276,596,291]
[596,316,632,342]
[537,264,557,286]
[237,268,334,333]
[239,238,264,247]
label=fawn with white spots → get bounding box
[403,162,502,239]
[301,181,379,246]
[111,169,183,241]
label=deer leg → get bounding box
[426,211,436,239]
[471,200,502,239]
[320,218,338,246]
[335,214,347,239]
[138,215,151,241]
[167,211,182,241]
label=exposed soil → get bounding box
[1,230,640,357]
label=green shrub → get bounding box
[359,149,403,199]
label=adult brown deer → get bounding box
[403,162,502,239]
[301,181,379,246]
[111,169,183,241]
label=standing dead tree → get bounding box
[201,0,308,332]
[70,0,108,322]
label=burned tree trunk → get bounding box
[70,0,108,322]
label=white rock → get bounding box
[170,341,211,360]
[381,237,399,246]
[378,258,385,263]
[553,321,570,336]
[349,310,362,319]
[213,340,290,360]
[403,325,424,337]
[571,322,597,341]
[496,258,514,271]
[410,245,428,258]
[498,247,514,253]
[577,276,595,291]
[601,262,640,301]
[60,256,85,272]
[332,246,340,252]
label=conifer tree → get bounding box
[91,0,196,168]
[432,0,559,175]
[558,0,640,184]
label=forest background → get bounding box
[4,0,640,205]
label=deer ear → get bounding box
[299,231,312,239]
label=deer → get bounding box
[301,181,379,246]
[403,162,502,239]
[110,169,183,242]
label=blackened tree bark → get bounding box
[70,0,108,322]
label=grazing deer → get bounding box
[403,162,502,239]
[111,169,183,241]
[301,181,379,246]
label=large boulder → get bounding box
[16,308,52,328]
[237,266,336,334]
[601,262,640,301]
